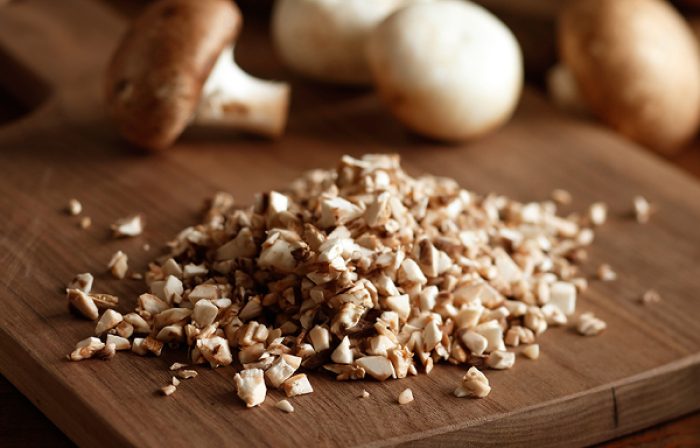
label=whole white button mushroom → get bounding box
[559,0,700,154]
[366,0,523,142]
[272,0,428,85]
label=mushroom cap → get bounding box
[559,0,700,153]
[366,0,522,142]
[272,0,415,85]
[105,0,241,150]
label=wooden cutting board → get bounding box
[1,1,699,446]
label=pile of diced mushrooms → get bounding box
[66,154,614,409]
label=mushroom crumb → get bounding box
[576,312,607,336]
[65,154,618,407]
[275,399,295,413]
[454,367,490,398]
[161,384,177,396]
[79,216,92,229]
[633,196,653,223]
[359,389,370,399]
[67,198,82,216]
[551,189,572,205]
[398,388,414,405]
[641,289,661,305]
[169,362,187,371]
[111,214,144,238]
[107,250,128,279]
[597,264,617,282]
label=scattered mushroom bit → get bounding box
[641,289,661,305]
[522,344,540,360]
[67,198,82,216]
[360,389,370,399]
[634,196,653,223]
[275,399,295,413]
[66,154,616,407]
[111,214,144,238]
[576,312,607,336]
[107,250,129,279]
[161,384,177,396]
[398,388,414,405]
[79,216,92,229]
[597,264,617,282]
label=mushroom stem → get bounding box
[196,46,290,138]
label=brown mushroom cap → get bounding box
[559,0,700,154]
[105,0,241,150]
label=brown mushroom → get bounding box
[559,0,700,154]
[105,0,290,150]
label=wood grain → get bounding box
[1,0,700,447]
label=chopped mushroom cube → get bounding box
[633,196,652,223]
[95,309,123,336]
[106,334,131,351]
[454,366,491,398]
[522,344,540,360]
[331,336,353,364]
[576,312,607,336]
[234,369,267,407]
[486,350,515,370]
[69,337,106,361]
[275,399,295,413]
[68,273,93,294]
[548,281,576,315]
[265,354,302,388]
[308,325,330,352]
[355,356,394,381]
[67,288,99,320]
[111,214,144,237]
[283,373,314,397]
[398,388,414,405]
[107,251,128,279]
[66,198,82,216]
[161,384,177,396]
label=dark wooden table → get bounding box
[1,1,700,446]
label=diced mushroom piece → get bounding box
[216,228,257,261]
[177,370,198,379]
[330,302,365,336]
[422,318,443,352]
[524,306,548,335]
[169,362,188,371]
[193,299,219,327]
[641,289,661,305]
[384,294,410,321]
[454,366,491,398]
[131,338,149,356]
[634,196,652,223]
[197,336,233,367]
[331,336,353,364]
[183,263,208,278]
[189,284,219,303]
[107,250,129,279]
[398,388,414,405]
[283,373,314,397]
[265,354,302,388]
[79,216,92,229]
[308,325,330,352]
[275,399,295,413]
[359,389,370,399]
[124,312,151,334]
[143,336,164,356]
[66,198,82,215]
[67,288,99,320]
[111,214,144,237]
[549,281,576,315]
[90,293,119,310]
[473,320,505,353]
[522,344,540,360]
[399,259,428,285]
[588,202,607,226]
[461,331,488,356]
[235,370,268,407]
[106,334,131,351]
[68,273,93,294]
[486,350,515,370]
[95,309,124,336]
[355,356,394,381]
[319,196,363,228]
[597,264,617,281]
[576,312,607,336]
[161,384,177,396]
[68,337,106,361]
[162,275,184,304]
[138,293,169,315]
